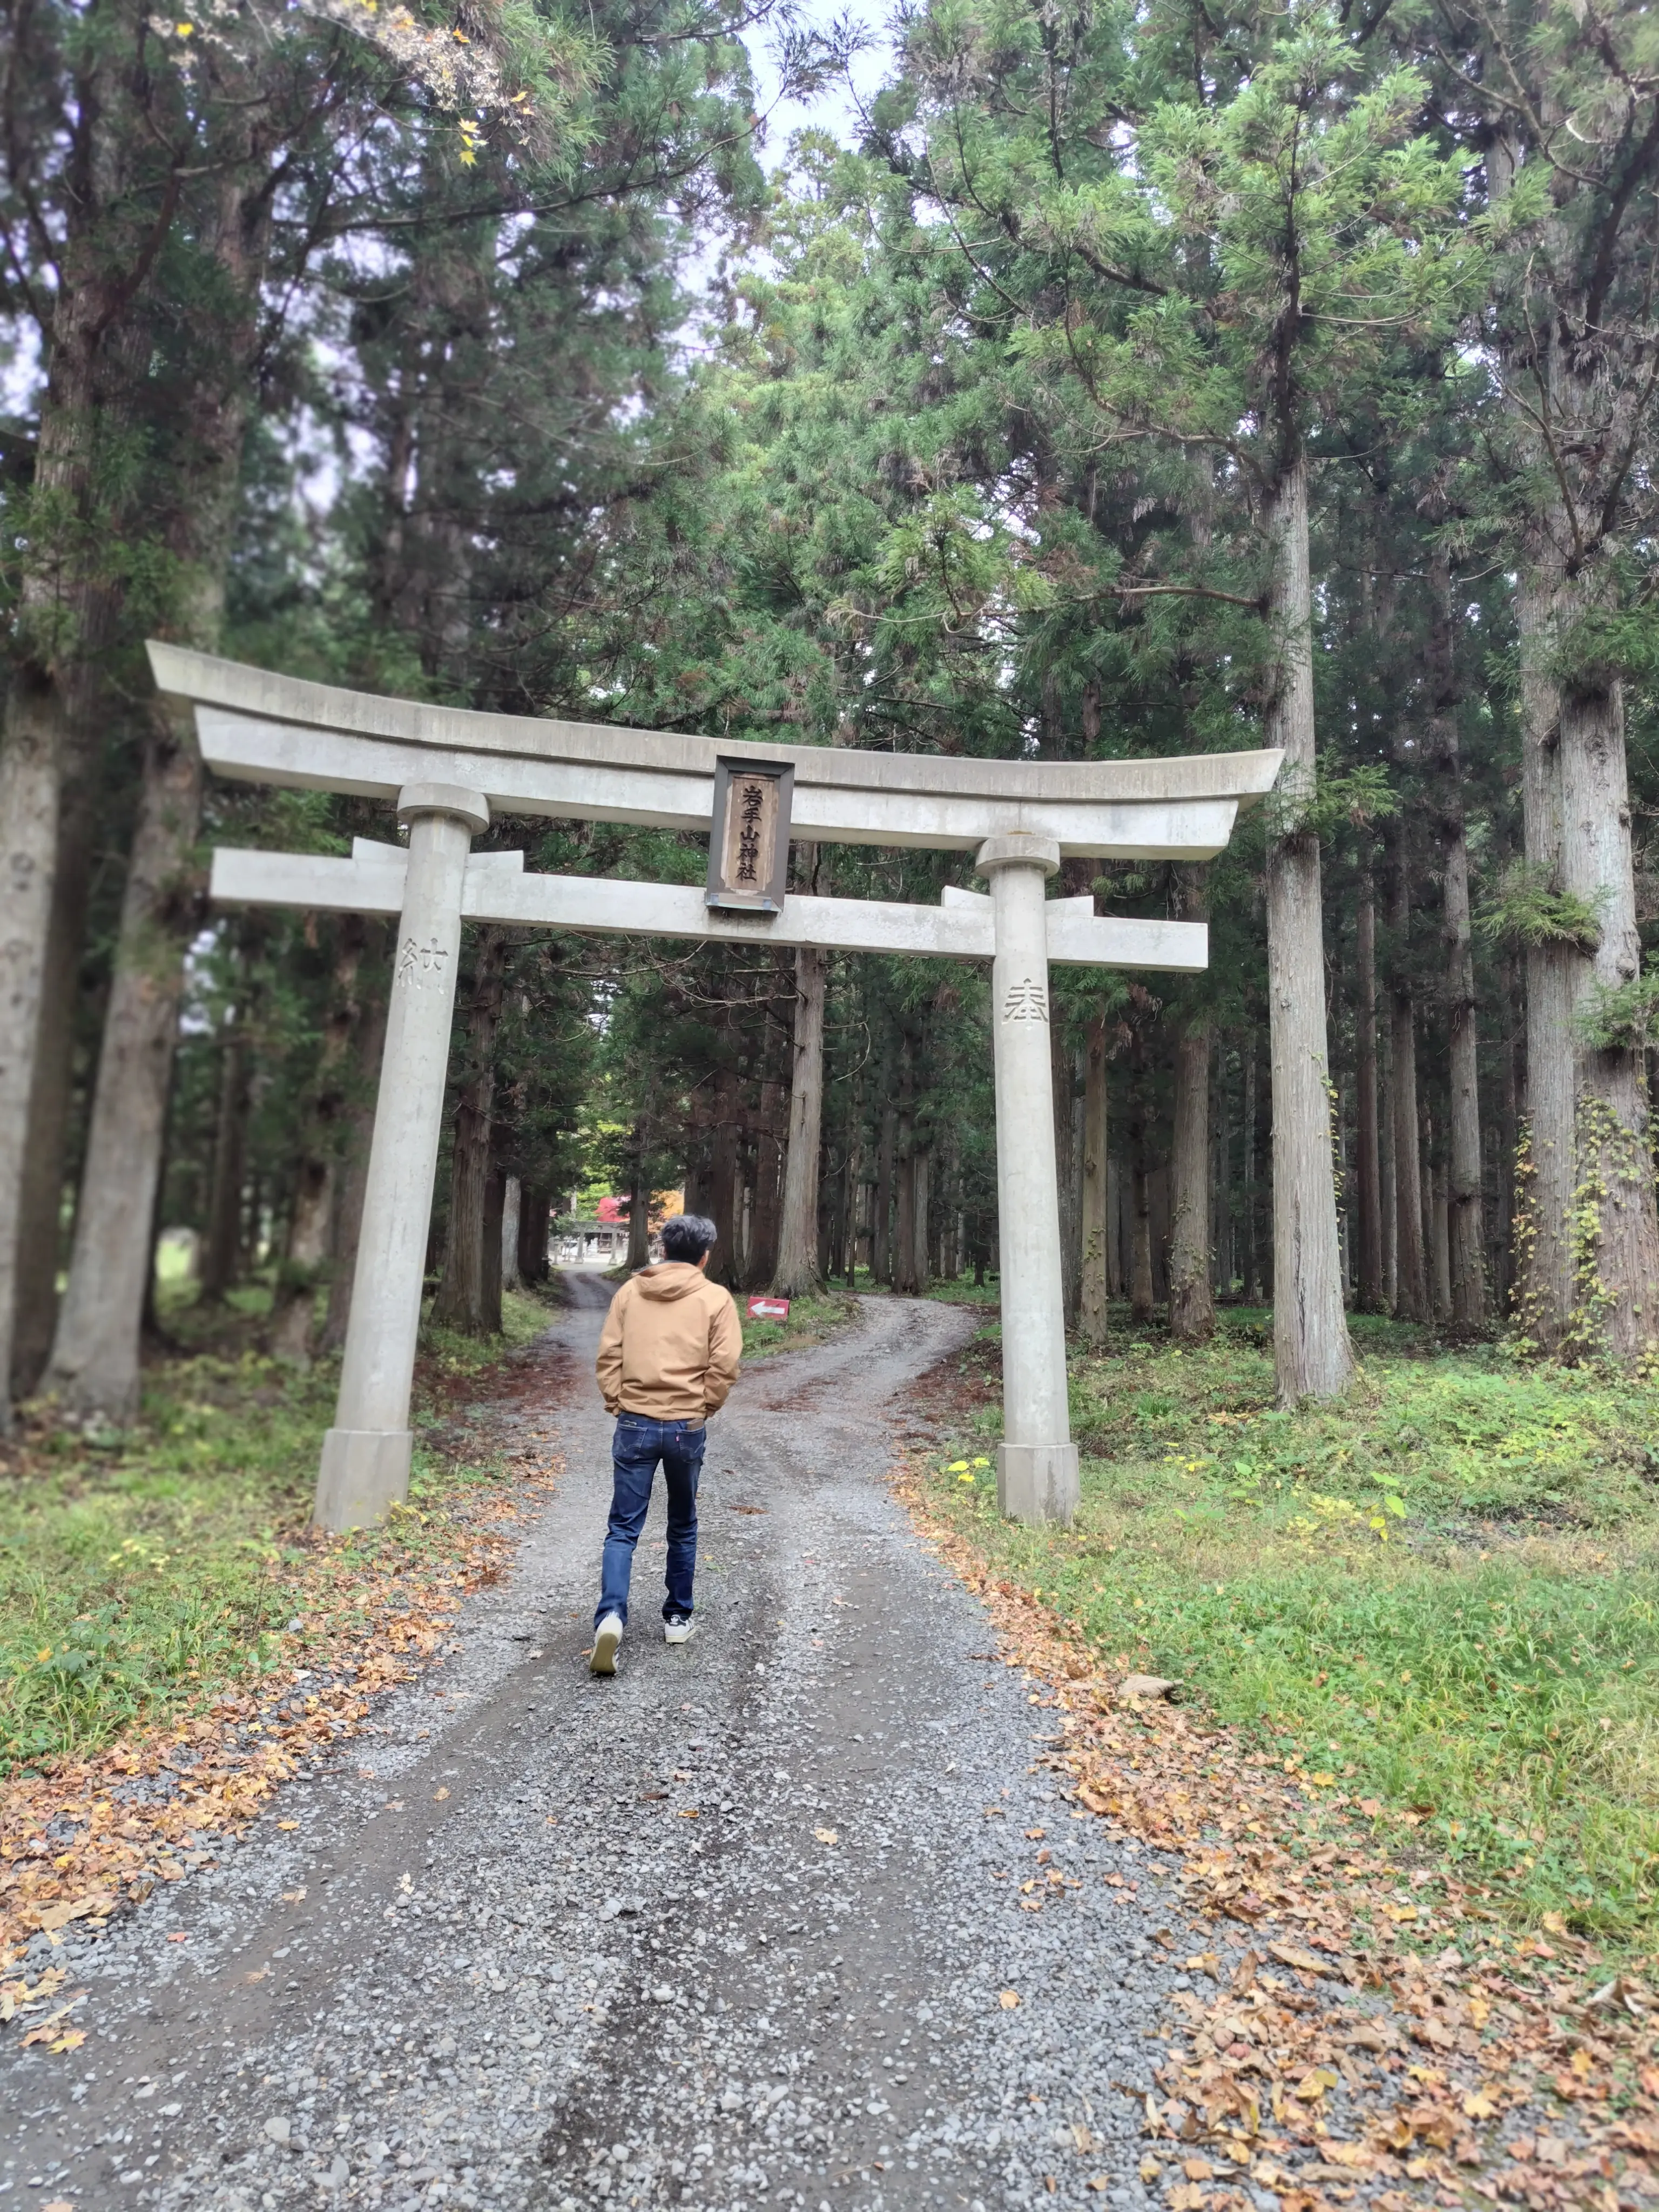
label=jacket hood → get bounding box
[633,1261,710,1301]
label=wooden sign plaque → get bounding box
[706,758,794,913]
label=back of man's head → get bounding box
[659,1214,718,1265]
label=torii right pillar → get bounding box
[977,832,1080,1526]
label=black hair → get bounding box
[660,1213,718,1264]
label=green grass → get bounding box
[921,1306,1659,1945]
[0,1282,556,1776]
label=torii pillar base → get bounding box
[997,1442,1081,1526]
[316,1428,414,1535]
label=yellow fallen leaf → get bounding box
[999,1990,1020,2009]
[1294,2067,1339,2100]
[35,1894,117,1933]
[813,1827,838,1845]
[1321,2142,1375,2168]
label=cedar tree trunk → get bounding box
[772,945,826,1297]
[1262,456,1354,1400]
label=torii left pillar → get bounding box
[314,781,489,1532]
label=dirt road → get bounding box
[0,1282,1199,2212]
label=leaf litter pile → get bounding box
[894,1452,1659,2212]
[1,1372,563,2056]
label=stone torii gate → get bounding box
[150,644,1280,1535]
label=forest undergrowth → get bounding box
[0,1282,560,1779]
[917,1304,1659,1950]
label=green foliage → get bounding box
[1575,966,1659,1052]
[0,1289,550,1773]
[1476,861,1603,953]
[926,1316,1659,1941]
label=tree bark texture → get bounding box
[9,774,98,1396]
[1170,1021,1215,1344]
[270,920,365,1365]
[43,702,205,1420]
[625,1131,651,1274]
[517,1187,551,1286]
[481,1165,504,1336]
[1053,1021,1082,1327]
[1128,1046,1155,1324]
[1080,1013,1108,1344]
[1354,879,1384,1313]
[1387,821,1430,1324]
[1515,567,1576,1348]
[1242,1032,1260,1304]
[1262,457,1354,1401]
[201,1028,252,1302]
[873,1099,895,1285]
[502,1177,522,1291]
[0,150,154,1425]
[434,930,505,1334]
[320,930,390,1353]
[773,945,826,1297]
[705,1061,741,1289]
[1428,557,1488,1333]
[1489,100,1659,1365]
[41,137,276,1418]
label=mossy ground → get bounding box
[0,1282,556,1776]
[917,1301,1659,1947]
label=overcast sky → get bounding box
[747,0,897,159]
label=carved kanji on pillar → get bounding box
[1001,977,1049,1023]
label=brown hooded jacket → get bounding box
[595,1262,743,1423]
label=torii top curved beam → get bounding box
[149,643,1283,861]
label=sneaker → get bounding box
[663,1615,696,1646]
[591,1613,623,1675]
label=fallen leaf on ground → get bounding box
[891,1429,1659,2212]
[1118,1675,1179,1700]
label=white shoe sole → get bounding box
[591,1618,623,1675]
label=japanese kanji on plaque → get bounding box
[706,757,793,913]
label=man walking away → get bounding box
[590,1213,741,1676]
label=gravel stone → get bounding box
[0,1280,1209,2209]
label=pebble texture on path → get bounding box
[1,1282,1207,2212]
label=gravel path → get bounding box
[1,1282,1206,2212]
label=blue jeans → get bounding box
[596,1414,705,1629]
